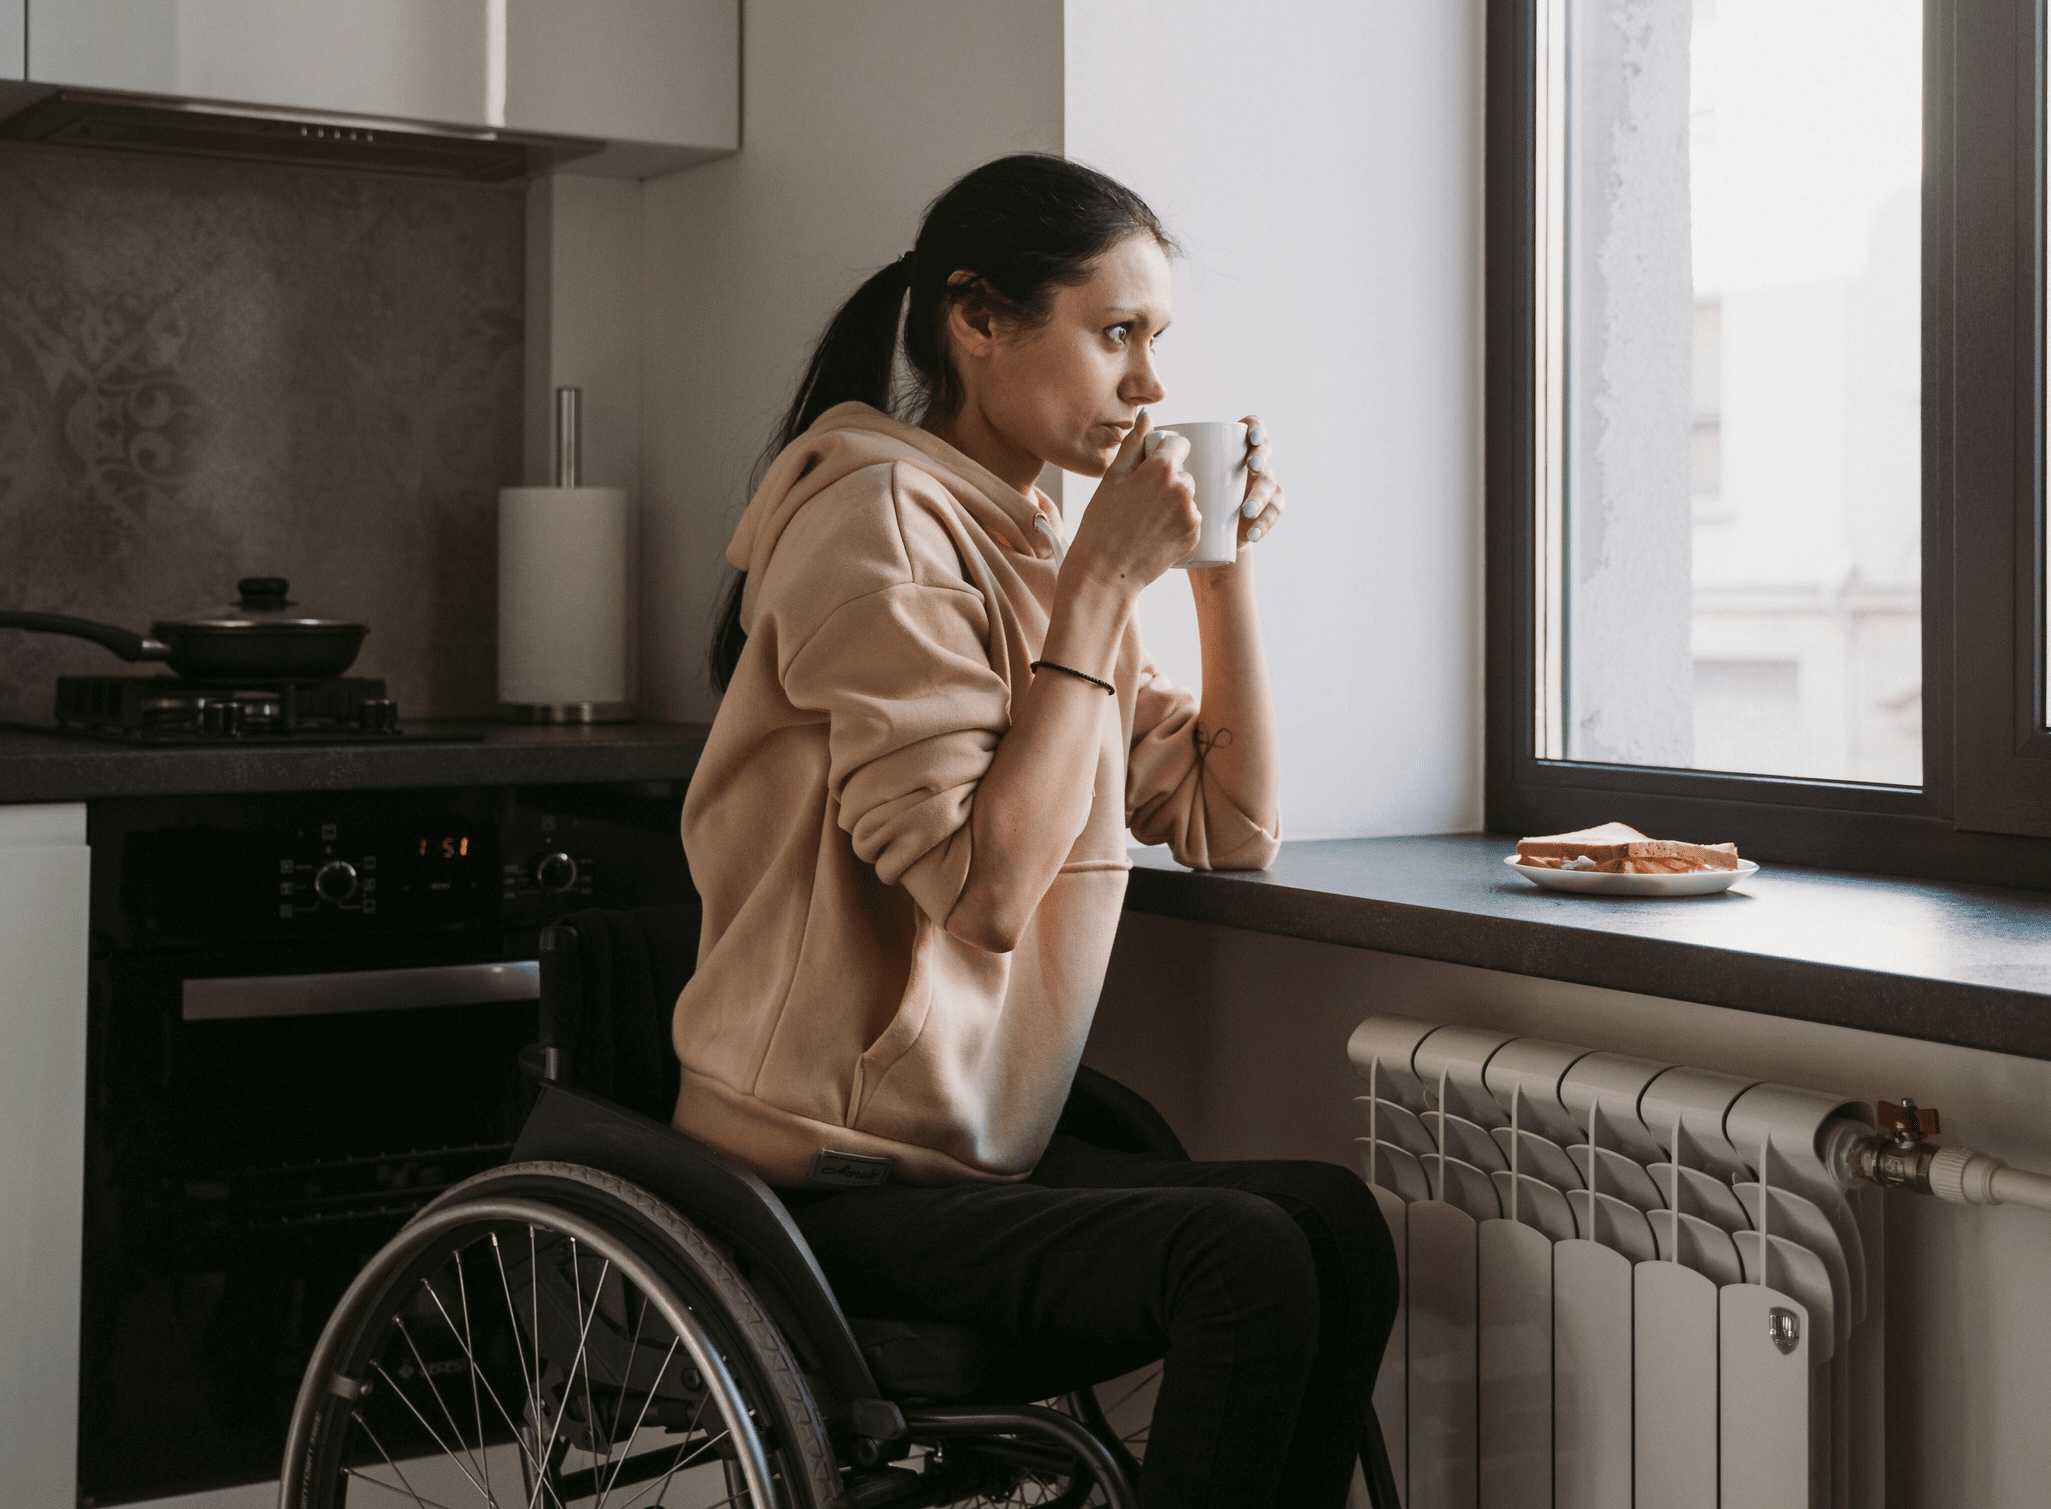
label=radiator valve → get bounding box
[1848,1099,2051,1213]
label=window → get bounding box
[1487,0,2051,887]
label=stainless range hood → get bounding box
[0,0,738,183]
[0,89,601,181]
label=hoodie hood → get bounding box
[726,404,1058,630]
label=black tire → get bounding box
[280,1161,840,1509]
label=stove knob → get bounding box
[535,852,579,893]
[315,860,359,903]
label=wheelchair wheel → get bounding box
[1072,1363,1159,1488]
[280,1161,839,1508]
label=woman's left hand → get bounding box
[1237,414,1284,547]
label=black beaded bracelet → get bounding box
[1029,659,1116,695]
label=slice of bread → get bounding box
[1516,825,1740,872]
[1516,822,1650,861]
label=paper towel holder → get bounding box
[554,386,581,489]
[497,386,635,724]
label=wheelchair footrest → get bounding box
[843,1466,923,1508]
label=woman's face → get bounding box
[955,233,1172,480]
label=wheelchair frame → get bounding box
[281,905,1163,1508]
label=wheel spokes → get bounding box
[568,1239,615,1497]
[454,1252,495,1506]
[593,1335,679,1507]
[489,1232,542,1432]
[332,1214,779,1509]
[369,1355,498,1506]
[393,1316,497,1502]
[350,1409,465,1509]
[528,1239,612,1508]
[406,1268,562,1505]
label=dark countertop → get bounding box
[1126,834,2051,1061]
[0,719,710,800]
[15,730,2047,1059]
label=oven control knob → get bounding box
[314,860,359,903]
[535,852,579,893]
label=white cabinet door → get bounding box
[505,0,736,153]
[0,803,89,1509]
[27,0,496,123]
[1,0,21,80]
[26,0,737,152]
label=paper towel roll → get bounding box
[497,485,632,719]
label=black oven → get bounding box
[79,781,695,1506]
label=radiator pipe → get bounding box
[1846,1098,2051,1214]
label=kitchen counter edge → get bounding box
[0,720,710,800]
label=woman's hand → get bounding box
[1235,414,1285,548]
[1063,412,1202,593]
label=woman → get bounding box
[676,154,1397,1508]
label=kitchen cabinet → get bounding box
[1,0,21,81]
[23,0,736,173]
[0,803,88,1509]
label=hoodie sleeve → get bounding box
[1126,657,1281,871]
[781,580,1007,924]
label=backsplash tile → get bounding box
[0,142,522,724]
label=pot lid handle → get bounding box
[237,577,293,610]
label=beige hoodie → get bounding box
[673,403,1279,1186]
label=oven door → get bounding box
[80,951,540,1506]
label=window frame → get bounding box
[1484,0,2051,889]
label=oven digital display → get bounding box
[418,836,473,860]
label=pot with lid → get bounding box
[0,577,368,681]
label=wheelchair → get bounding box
[279,901,1179,1508]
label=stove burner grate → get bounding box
[55,675,403,741]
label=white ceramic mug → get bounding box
[1143,420,1249,568]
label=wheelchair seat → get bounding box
[514,1075,1156,1410]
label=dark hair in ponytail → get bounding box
[710,153,1172,690]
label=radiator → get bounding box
[1348,1016,1884,1509]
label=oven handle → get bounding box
[182,960,540,1021]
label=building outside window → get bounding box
[1488,0,2051,885]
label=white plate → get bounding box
[1504,853,1760,897]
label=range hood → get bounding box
[0,89,600,181]
[0,0,737,183]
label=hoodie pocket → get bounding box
[846,866,1127,1173]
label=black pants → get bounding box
[783,1135,1400,1509]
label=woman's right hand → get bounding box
[1063,412,1201,594]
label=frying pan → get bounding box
[0,577,367,681]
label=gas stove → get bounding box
[48,674,432,743]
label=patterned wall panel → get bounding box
[0,143,524,723]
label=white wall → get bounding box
[524,174,647,702]
[1085,915,2051,1509]
[636,1,1486,845]
[1062,0,1484,839]
[638,0,1064,724]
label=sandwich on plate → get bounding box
[1515,822,1740,874]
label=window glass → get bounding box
[1550,0,1923,782]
